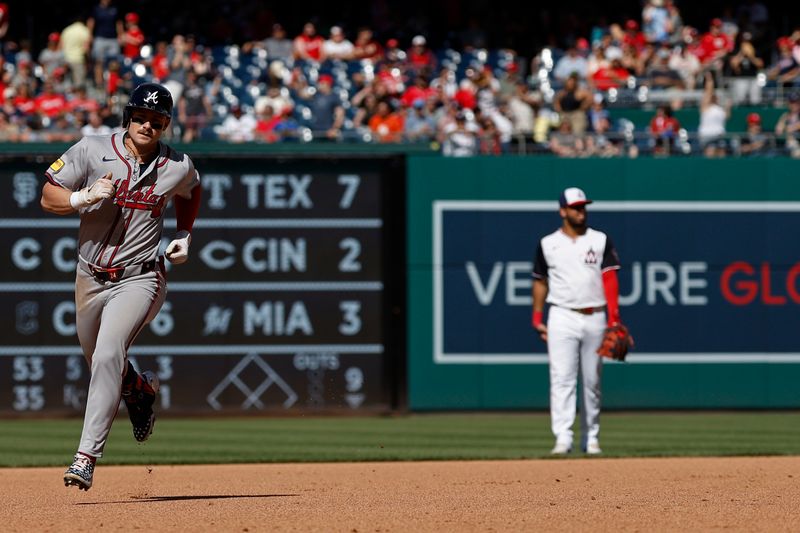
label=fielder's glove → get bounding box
[165,230,191,264]
[597,323,634,362]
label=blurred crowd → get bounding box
[1,0,799,157]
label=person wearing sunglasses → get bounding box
[41,82,202,491]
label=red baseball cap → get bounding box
[125,12,139,23]
[318,74,333,84]
[625,20,639,30]
[711,18,723,27]
[48,32,60,42]
[746,113,761,124]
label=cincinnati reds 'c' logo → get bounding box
[143,91,159,104]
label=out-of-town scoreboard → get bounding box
[0,154,404,415]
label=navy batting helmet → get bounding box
[123,83,174,127]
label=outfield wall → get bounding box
[407,156,800,409]
[3,145,800,414]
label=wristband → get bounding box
[532,310,543,328]
[69,190,85,210]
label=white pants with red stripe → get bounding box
[547,305,606,449]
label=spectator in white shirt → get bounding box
[323,26,354,61]
[80,111,112,137]
[218,104,257,143]
[553,42,589,82]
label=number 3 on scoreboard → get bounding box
[339,301,362,335]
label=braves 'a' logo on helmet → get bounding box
[143,91,159,104]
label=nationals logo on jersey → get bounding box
[113,179,166,217]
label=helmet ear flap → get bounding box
[122,107,131,128]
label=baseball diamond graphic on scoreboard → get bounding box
[206,353,298,410]
[0,156,404,414]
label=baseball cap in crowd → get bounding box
[412,35,427,46]
[48,32,60,42]
[625,20,639,30]
[747,112,761,125]
[125,12,139,23]
[318,74,334,85]
[559,187,593,208]
[710,18,723,28]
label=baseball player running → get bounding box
[531,187,622,455]
[40,83,202,490]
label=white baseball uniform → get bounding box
[533,227,620,451]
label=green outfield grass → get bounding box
[1,412,799,467]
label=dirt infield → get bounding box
[3,456,799,531]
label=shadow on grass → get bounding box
[77,494,298,505]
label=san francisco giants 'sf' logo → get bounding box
[143,91,159,104]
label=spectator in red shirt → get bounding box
[67,85,100,114]
[351,27,384,62]
[105,58,123,95]
[375,62,403,95]
[696,18,733,67]
[293,22,324,62]
[590,58,631,90]
[649,104,680,154]
[35,81,68,118]
[120,12,145,59]
[454,78,477,109]
[622,19,647,53]
[400,75,436,108]
[13,84,36,116]
[407,35,437,75]
[150,41,170,81]
[254,104,282,143]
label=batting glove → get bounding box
[70,173,115,209]
[165,230,192,264]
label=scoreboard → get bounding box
[0,154,405,415]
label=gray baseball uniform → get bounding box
[46,131,199,457]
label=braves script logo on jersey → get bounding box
[113,179,166,217]
[585,247,598,264]
[143,91,159,104]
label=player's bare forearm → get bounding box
[532,278,549,341]
[532,279,548,312]
[40,182,77,215]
